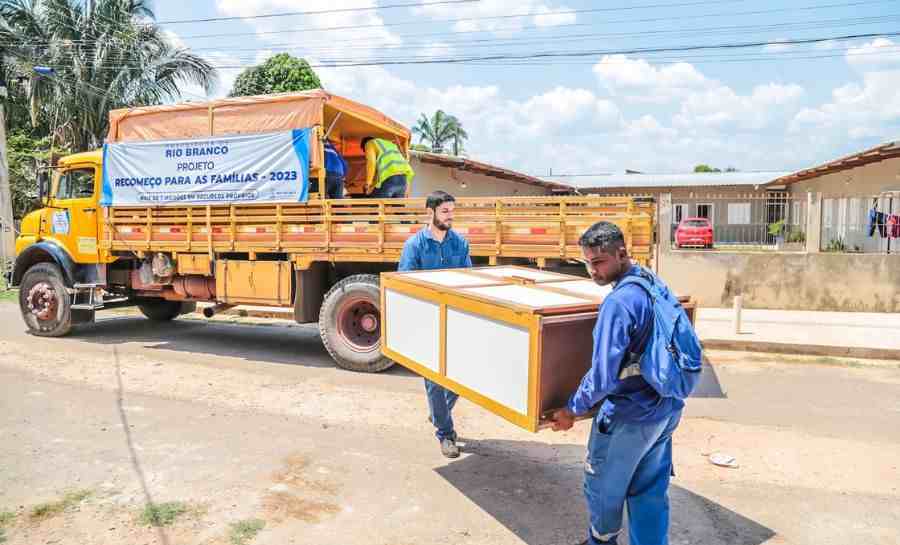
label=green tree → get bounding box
[7,130,53,219]
[412,110,468,155]
[229,53,321,97]
[0,0,217,151]
[693,164,722,173]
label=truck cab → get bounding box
[11,151,111,336]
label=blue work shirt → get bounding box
[324,141,348,178]
[567,265,685,423]
[398,227,472,272]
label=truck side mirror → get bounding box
[38,170,50,205]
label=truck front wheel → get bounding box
[318,274,394,373]
[18,262,73,337]
[137,300,197,321]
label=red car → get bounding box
[675,217,714,249]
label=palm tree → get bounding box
[0,0,217,151]
[412,110,468,156]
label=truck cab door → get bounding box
[41,166,100,263]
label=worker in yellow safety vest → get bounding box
[361,136,415,198]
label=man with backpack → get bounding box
[551,221,703,545]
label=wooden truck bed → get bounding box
[101,196,656,268]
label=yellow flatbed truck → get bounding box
[6,91,655,372]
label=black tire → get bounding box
[18,262,73,337]
[137,300,196,321]
[318,274,394,373]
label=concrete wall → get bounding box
[656,191,900,312]
[408,160,551,198]
[657,250,900,312]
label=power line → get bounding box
[274,30,900,67]
[28,31,900,71]
[157,0,480,25]
[12,9,896,66]
[178,14,900,55]
[14,0,892,52]
[169,0,891,41]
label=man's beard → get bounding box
[433,218,451,231]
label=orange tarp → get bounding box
[106,90,410,144]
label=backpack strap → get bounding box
[613,268,656,381]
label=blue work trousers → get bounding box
[425,379,459,441]
[584,409,682,545]
[371,175,407,198]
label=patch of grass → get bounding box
[0,512,14,526]
[229,518,266,545]
[0,511,15,544]
[30,490,92,521]
[0,279,16,303]
[139,502,189,527]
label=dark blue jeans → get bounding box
[326,174,344,199]
[584,410,682,545]
[371,175,407,198]
[425,379,459,441]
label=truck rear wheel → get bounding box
[318,274,394,373]
[137,300,197,321]
[18,262,73,337]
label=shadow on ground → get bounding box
[437,438,775,545]
[692,354,727,399]
[66,314,415,376]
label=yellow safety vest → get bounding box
[372,139,414,188]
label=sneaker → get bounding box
[440,437,460,458]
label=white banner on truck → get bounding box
[100,129,311,206]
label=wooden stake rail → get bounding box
[101,196,655,266]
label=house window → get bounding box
[727,202,751,225]
[673,204,685,224]
[696,203,714,223]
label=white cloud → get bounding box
[533,5,577,27]
[416,0,575,34]
[846,38,900,69]
[215,0,401,59]
[593,55,714,104]
[791,69,900,139]
[674,82,804,131]
[763,39,793,53]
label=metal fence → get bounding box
[821,194,898,254]
[671,192,806,250]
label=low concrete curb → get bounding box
[701,339,900,360]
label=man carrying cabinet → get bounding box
[551,221,703,545]
[398,190,472,458]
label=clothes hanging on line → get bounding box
[867,208,887,238]
[888,214,900,239]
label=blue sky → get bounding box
[150,0,900,180]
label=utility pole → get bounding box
[0,77,15,285]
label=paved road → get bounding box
[1,303,898,544]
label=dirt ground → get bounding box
[1,302,898,545]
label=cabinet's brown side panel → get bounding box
[539,314,596,416]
